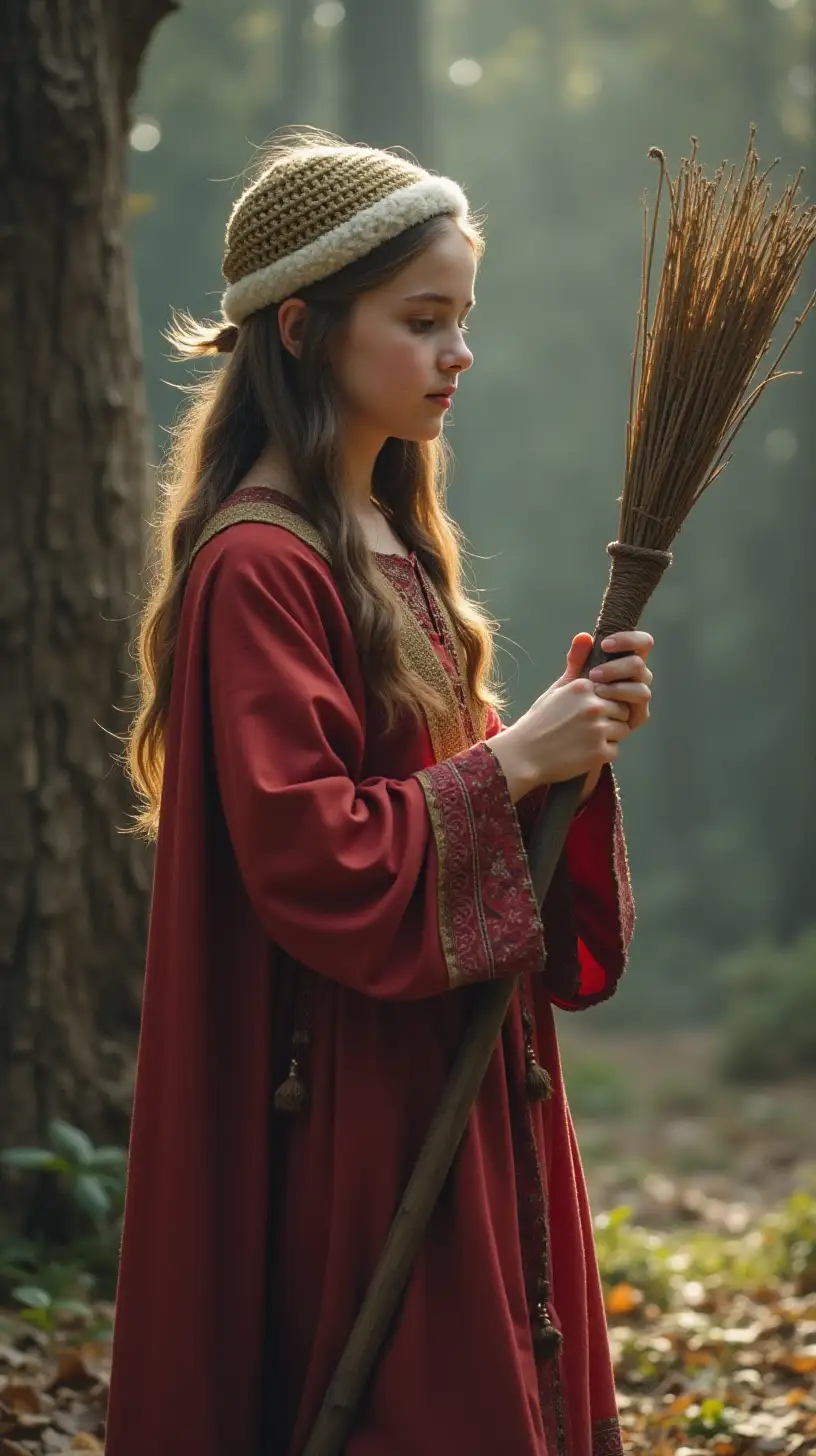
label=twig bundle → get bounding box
[596,126,815,639]
[301,128,816,1456]
[628,130,815,544]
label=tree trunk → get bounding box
[340,0,429,164]
[0,0,175,1172]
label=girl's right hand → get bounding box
[490,680,631,800]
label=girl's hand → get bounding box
[589,629,654,733]
[555,630,654,801]
[554,631,654,732]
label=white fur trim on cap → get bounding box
[221,174,469,325]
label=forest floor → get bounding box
[0,1028,814,1455]
[560,1024,816,1455]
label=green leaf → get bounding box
[89,1146,127,1171]
[20,1307,51,1331]
[49,1120,95,1166]
[12,1284,52,1310]
[607,1205,634,1229]
[73,1174,112,1222]
[0,1148,60,1171]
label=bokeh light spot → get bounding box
[130,119,161,152]
[764,427,798,464]
[314,2,345,26]
[449,58,483,87]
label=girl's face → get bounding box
[331,218,476,445]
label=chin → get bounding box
[392,422,445,443]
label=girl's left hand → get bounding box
[588,629,654,733]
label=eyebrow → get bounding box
[403,291,475,308]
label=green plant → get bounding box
[594,1204,676,1308]
[9,1260,112,1343]
[0,1120,127,1303]
[763,1190,816,1294]
[684,1398,737,1438]
[594,1192,816,1312]
[1,1119,127,1226]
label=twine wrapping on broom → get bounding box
[300,127,816,1456]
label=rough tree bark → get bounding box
[0,0,176,1169]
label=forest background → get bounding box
[2,3,816,1450]
[3,0,815,1166]
[131,0,815,1028]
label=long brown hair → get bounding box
[128,161,506,838]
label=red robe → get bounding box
[105,486,634,1456]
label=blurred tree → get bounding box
[0,0,175,1163]
[341,0,429,162]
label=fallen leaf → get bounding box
[664,1394,694,1415]
[47,1351,97,1393]
[0,1384,40,1415]
[607,1282,644,1316]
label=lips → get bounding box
[426,388,456,400]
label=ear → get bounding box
[277,297,309,359]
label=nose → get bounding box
[446,332,473,375]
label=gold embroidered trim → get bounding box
[376,576,471,764]
[191,495,480,764]
[191,501,331,564]
[418,563,487,743]
[414,766,464,986]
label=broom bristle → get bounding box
[620,124,816,555]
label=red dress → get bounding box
[105,487,634,1456]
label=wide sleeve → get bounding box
[485,706,635,1009]
[207,534,546,1000]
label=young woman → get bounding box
[106,130,654,1456]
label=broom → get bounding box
[302,126,816,1456]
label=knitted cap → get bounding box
[221,143,470,326]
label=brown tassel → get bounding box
[525,1054,554,1102]
[274,1056,310,1114]
[274,964,314,1115]
[532,1278,563,1360]
[532,1306,564,1359]
[521,1001,552,1102]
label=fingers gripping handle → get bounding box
[526,637,628,894]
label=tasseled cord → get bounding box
[274,968,313,1114]
[274,1052,309,1114]
[532,1296,564,1359]
[521,1000,553,1103]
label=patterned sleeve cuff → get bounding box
[415,741,546,989]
